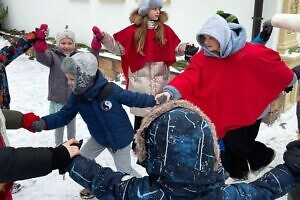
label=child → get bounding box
[92,0,198,134]
[155,14,297,180]
[269,13,300,200]
[65,100,299,199]
[0,31,36,109]
[0,138,80,183]
[30,52,157,199]
[33,24,77,147]
[0,108,47,199]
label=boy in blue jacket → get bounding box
[65,100,300,200]
[31,52,156,198]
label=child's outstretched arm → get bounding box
[2,109,40,132]
[0,138,80,182]
[0,31,36,67]
[33,24,56,67]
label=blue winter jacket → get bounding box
[42,71,156,151]
[67,101,295,199]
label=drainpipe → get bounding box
[252,0,264,40]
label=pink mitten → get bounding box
[92,26,103,41]
[91,26,103,52]
[34,24,49,52]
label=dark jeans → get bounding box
[221,119,274,179]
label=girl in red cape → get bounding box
[91,0,197,134]
[156,14,297,180]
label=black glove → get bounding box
[184,44,199,63]
[31,119,46,132]
[293,65,300,80]
[260,20,273,42]
[283,140,300,182]
[284,86,294,93]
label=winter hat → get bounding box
[135,100,221,188]
[271,13,300,32]
[138,0,163,17]
[61,52,98,94]
[216,10,239,24]
[56,25,76,45]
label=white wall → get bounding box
[1,0,281,47]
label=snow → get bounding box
[1,36,297,199]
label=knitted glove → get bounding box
[184,44,199,63]
[260,20,273,42]
[22,112,41,132]
[34,24,49,52]
[91,26,103,52]
[283,140,300,182]
[31,119,46,132]
[293,65,300,80]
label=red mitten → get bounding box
[22,112,41,132]
[34,24,49,52]
[91,26,103,52]
[92,26,103,41]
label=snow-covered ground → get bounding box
[1,36,297,199]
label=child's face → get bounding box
[148,8,160,21]
[201,35,220,52]
[59,38,75,55]
[65,73,75,90]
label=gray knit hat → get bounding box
[56,25,76,45]
[61,52,98,94]
[138,0,163,17]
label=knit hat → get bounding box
[61,52,98,94]
[216,10,239,24]
[138,0,163,17]
[56,25,76,45]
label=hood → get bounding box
[196,14,247,58]
[135,100,224,198]
[61,52,99,95]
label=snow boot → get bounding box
[80,188,95,199]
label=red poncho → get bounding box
[169,43,294,138]
[113,24,181,85]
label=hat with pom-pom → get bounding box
[56,25,76,45]
[216,10,239,24]
[138,0,163,17]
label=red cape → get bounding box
[169,43,294,138]
[113,24,180,85]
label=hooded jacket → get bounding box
[165,15,294,138]
[66,100,295,199]
[42,71,156,151]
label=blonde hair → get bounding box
[129,9,168,55]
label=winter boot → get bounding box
[80,188,95,199]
